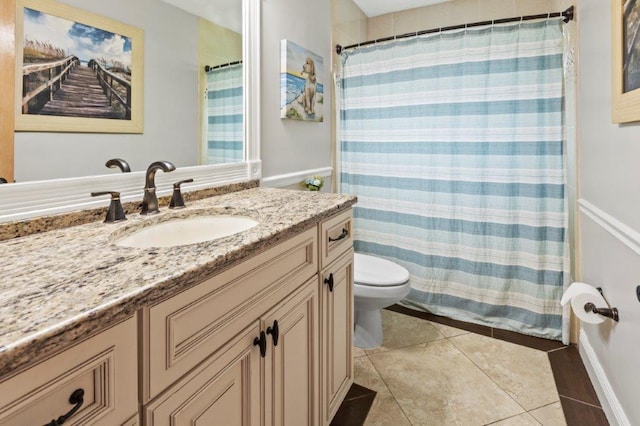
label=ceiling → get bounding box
[353,0,452,17]
[161,0,452,31]
[160,0,242,33]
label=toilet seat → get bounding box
[354,253,410,287]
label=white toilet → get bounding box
[353,253,411,349]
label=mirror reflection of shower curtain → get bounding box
[205,64,243,164]
[340,20,569,343]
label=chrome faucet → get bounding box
[141,161,176,215]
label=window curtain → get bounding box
[340,20,569,342]
[205,64,243,164]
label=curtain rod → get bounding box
[204,60,243,72]
[335,5,574,54]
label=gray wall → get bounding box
[260,0,332,179]
[578,0,640,423]
[14,0,199,181]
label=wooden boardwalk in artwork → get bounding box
[38,66,123,119]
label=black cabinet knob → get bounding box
[253,331,267,357]
[324,273,334,292]
[267,320,280,346]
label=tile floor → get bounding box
[342,309,568,425]
[332,306,609,425]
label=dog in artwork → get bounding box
[299,57,317,115]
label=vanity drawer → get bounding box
[0,316,138,426]
[319,209,353,269]
[143,227,318,401]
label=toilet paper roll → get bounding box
[560,282,608,325]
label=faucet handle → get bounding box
[91,191,127,223]
[169,179,194,209]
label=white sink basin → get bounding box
[116,215,259,248]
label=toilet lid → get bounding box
[354,253,410,287]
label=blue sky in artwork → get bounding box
[284,40,323,79]
[69,23,132,52]
[23,7,132,66]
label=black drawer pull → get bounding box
[44,388,85,426]
[253,331,267,357]
[328,228,349,242]
[267,320,280,346]
[324,273,334,292]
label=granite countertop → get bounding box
[0,187,357,378]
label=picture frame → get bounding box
[14,0,144,133]
[612,0,640,123]
[280,39,324,122]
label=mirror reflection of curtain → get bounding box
[206,64,243,164]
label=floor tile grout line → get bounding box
[558,394,604,409]
[547,345,570,354]
[483,411,543,426]
[529,400,564,411]
[343,392,377,403]
[363,332,448,357]
[446,334,532,420]
[363,351,414,425]
[524,400,564,424]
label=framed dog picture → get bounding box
[280,39,324,122]
[15,0,144,133]
[612,0,640,123]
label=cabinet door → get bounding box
[0,317,138,426]
[320,250,354,425]
[144,322,262,426]
[143,227,317,402]
[264,279,319,426]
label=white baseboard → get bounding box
[578,329,630,426]
[261,167,333,188]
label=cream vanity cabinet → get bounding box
[0,317,139,426]
[143,208,353,425]
[0,208,353,426]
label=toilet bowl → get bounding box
[353,253,411,349]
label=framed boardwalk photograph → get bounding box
[612,0,640,123]
[14,0,144,133]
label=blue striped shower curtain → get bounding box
[340,20,568,341]
[206,64,243,164]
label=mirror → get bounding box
[196,7,243,165]
[6,0,246,183]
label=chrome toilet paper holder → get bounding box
[584,288,620,322]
